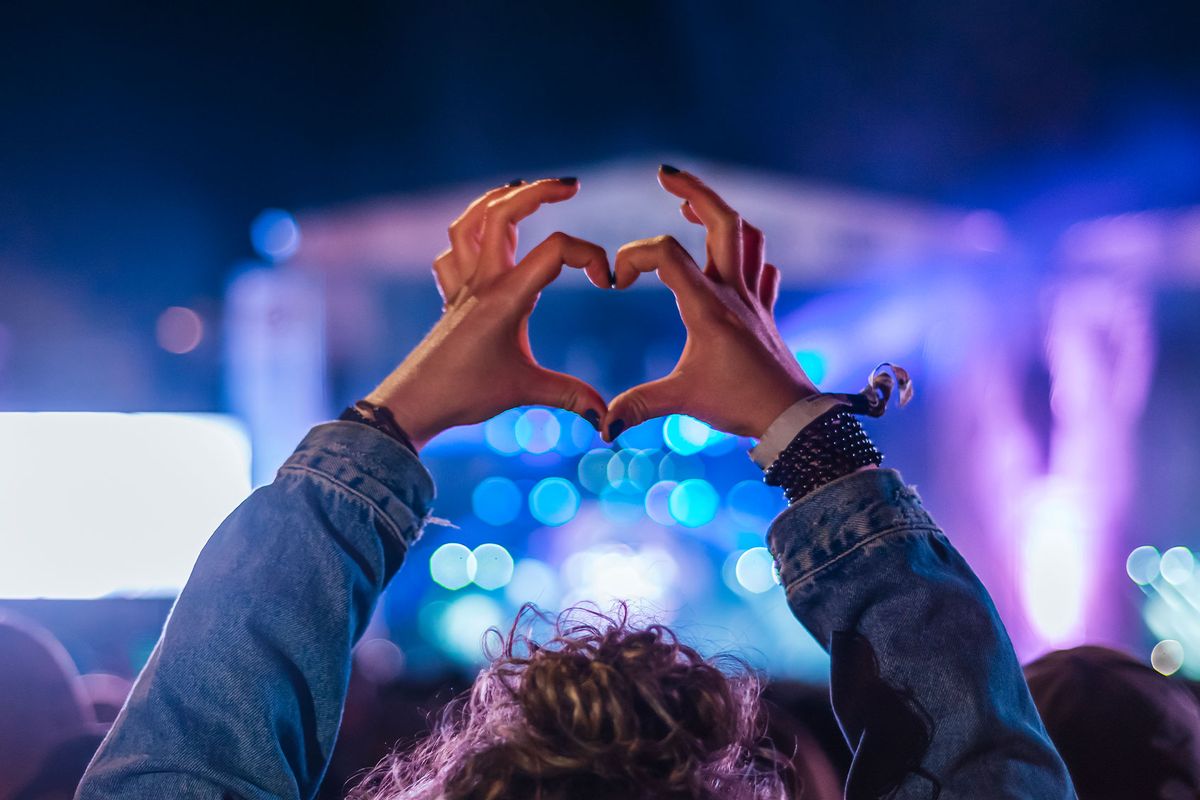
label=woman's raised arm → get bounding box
[76,178,611,800]
[608,166,1076,799]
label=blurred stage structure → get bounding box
[4,158,1199,682]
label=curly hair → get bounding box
[350,604,789,800]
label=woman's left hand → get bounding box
[366,178,613,450]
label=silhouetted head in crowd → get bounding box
[1025,645,1200,800]
[0,613,103,800]
[351,605,792,800]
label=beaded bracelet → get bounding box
[338,400,419,456]
[763,408,882,504]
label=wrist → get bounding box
[364,387,442,451]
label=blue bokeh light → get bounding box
[615,420,665,450]
[471,543,515,590]
[606,449,657,495]
[668,479,719,527]
[250,209,302,262]
[471,477,523,526]
[429,543,475,590]
[794,350,827,386]
[727,480,785,528]
[554,411,597,456]
[662,414,717,456]
[484,409,522,455]
[515,408,561,454]
[529,477,580,526]
[658,452,705,482]
[644,480,678,525]
[577,448,612,494]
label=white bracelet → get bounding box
[748,363,913,470]
[748,395,851,469]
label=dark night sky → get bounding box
[2,1,1199,303]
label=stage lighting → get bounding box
[471,543,515,591]
[529,477,580,526]
[471,477,522,526]
[668,479,719,528]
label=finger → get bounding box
[447,180,525,270]
[477,178,580,280]
[759,263,781,312]
[524,367,608,431]
[680,201,703,225]
[741,221,764,292]
[432,248,466,304]
[612,235,706,297]
[513,231,612,294]
[657,166,744,291]
[603,375,683,442]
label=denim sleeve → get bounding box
[769,468,1075,799]
[75,421,435,800]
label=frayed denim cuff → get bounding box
[279,421,437,550]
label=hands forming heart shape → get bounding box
[367,166,818,450]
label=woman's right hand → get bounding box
[603,166,818,441]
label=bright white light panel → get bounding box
[0,413,252,598]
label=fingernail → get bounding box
[583,409,601,431]
[557,176,578,185]
[608,419,626,440]
[660,164,681,175]
[506,178,525,187]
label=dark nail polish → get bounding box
[660,164,681,175]
[608,419,626,440]
[557,176,578,185]
[506,179,524,187]
[583,409,601,431]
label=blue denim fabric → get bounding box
[76,424,1073,800]
[770,468,1075,798]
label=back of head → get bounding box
[0,613,97,800]
[1025,645,1200,800]
[354,605,786,800]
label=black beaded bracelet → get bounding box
[338,400,419,456]
[763,408,882,504]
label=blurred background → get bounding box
[2,1,1200,796]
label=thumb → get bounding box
[524,367,608,433]
[603,375,683,443]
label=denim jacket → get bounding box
[75,421,1074,799]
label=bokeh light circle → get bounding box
[429,543,476,590]
[1126,545,1161,585]
[1151,639,1184,676]
[577,448,613,494]
[471,477,522,526]
[471,543,515,590]
[515,408,561,454]
[727,480,785,528]
[668,479,719,527]
[437,594,504,665]
[644,480,678,525]
[156,306,204,354]
[505,558,561,608]
[663,415,717,455]
[354,638,406,684]
[1160,547,1195,586]
[484,409,522,455]
[735,547,780,594]
[250,208,301,262]
[529,477,580,526]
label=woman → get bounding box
[75,168,1074,799]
